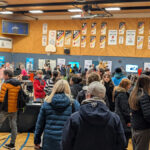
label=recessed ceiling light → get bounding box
[0,11,13,14]
[29,10,43,14]
[105,7,121,11]
[71,14,82,18]
[68,8,83,12]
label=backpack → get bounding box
[17,87,30,110]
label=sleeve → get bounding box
[34,104,46,145]
[61,116,76,150]
[73,100,80,111]
[44,80,49,95]
[139,95,150,123]
[118,94,130,123]
[0,83,7,103]
[115,115,127,150]
[33,80,43,92]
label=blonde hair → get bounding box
[46,79,71,103]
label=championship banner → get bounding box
[56,30,64,47]
[90,36,96,48]
[138,22,144,34]
[81,36,86,48]
[119,22,125,35]
[101,22,107,35]
[48,30,56,46]
[82,23,87,35]
[91,23,96,35]
[137,36,144,49]
[65,30,72,46]
[72,30,81,47]
[100,36,106,48]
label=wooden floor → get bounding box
[0,133,133,150]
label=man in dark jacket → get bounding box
[62,81,126,150]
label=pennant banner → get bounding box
[81,36,86,48]
[137,36,144,49]
[82,23,87,35]
[119,22,125,35]
[138,22,144,34]
[100,36,106,48]
[90,36,96,48]
[101,22,107,35]
[65,30,72,46]
[56,30,64,47]
[91,23,96,35]
[72,30,81,47]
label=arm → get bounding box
[34,104,46,145]
[33,81,44,92]
[73,100,80,111]
[0,83,7,103]
[139,95,150,123]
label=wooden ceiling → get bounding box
[1,0,150,20]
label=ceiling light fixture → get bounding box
[68,8,83,12]
[105,7,121,11]
[71,14,82,18]
[29,10,44,14]
[0,11,13,14]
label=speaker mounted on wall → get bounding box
[64,48,70,55]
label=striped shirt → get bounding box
[44,79,54,96]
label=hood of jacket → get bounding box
[114,86,127,98]
[114,73,125,79]
[80,99,111,126]
[6,78,21,86]
[50,93,71,112]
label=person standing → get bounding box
[60,65,66,77]
[129,75,150,150]
[62,81,126,150]
[0,70,21,149]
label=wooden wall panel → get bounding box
[3,18,150,58]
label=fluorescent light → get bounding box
[68,8,82,12]
[0,11,13,14]
[29,10,43,14]
[71,14,81,18]
[105,7,121,11]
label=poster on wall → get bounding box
[90,36,96,48]
[50,60,56,71]
[56,30,64,47]
[91,23,96,35]
[126,30,136,46]
[108,30,117,45]
[26,58,34,72]
[84,60,92,69]
[48,30,56,46]
[144,62,150,70]
[101,22,107,35]
[65,30,72,46]
[148,36,150,49]
[0,37,12,49]
[42,23,48,34]
[82,23,87,35]
[104,61,112,72]
[137,36,144,49]
[57,58,65,66]
[100,36,106,48]
[138,22,144,34]
[0,56,5,67]
[72,30,81,47]
[42,35,47,46]
[119,22,125,35]
[119,36,124,44]
[38,59,45,69]
[81,36,86,48]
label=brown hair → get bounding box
[87,72,100,85]
[103,73,114,87]
[36,70,43,75]
[119,78,131,91]
[129,75,150,110]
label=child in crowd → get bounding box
[129,75,150,150]
[114,79,131,150]
[34,80,80,150]
[102,73,115,111]
[33,70,46,102]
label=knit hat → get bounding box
[115,68,122,74]
[87,81,106,99]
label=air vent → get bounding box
[0,1,8,6]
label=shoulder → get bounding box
[110,112,121,124]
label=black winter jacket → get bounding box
[71,84,82,99]
[114,87,131,133]
[131,93,150,130]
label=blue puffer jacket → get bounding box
[112,73,126,86]
[34,93,80,150]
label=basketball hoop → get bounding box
[45,44,56,55]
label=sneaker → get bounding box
[3,143,15,150]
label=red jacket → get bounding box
[34,78,46,99]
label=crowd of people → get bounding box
[0,62,149,150]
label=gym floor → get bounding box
[0,133,133,150]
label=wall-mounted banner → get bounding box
[91,23,96,35]
[82,23,87,35]
[0,37,12,49]
[57,58,66,66]
[26,58,34,71]
[137,36,144,49]
[144,62,150,70]
[65,30,72,46]
[103,61,112,72]
[101,22,107,35]
[90,36,96,48]
[119,36,124,44]
[56,30,64,47]
[108,30,117,45]
[126,30,136,46]
[48,30,56,46]
[84,60,92,69]
[81,36,86,48]
[148,36,150,49]
[72,30,81,47]
[42,35,47,46]
[42,23,48,34]
[100,36,106,48]
[138,22,144,34]
[119,22,125,35]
